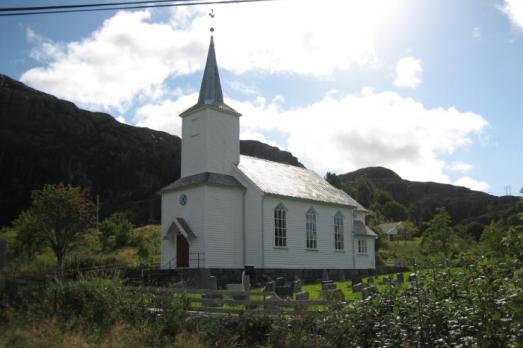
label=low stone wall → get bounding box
[129,266,411,288]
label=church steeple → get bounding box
[198,36,223,106]
[179,31,241,178]
[180,35,240,117]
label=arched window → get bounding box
[274,203,287,247]
[334,212,344,250]
[306,208,317,249]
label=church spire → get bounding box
[198,36,224,106]
[180,12,240,118]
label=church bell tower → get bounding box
[179,35,241,178]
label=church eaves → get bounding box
[180,36,240,117]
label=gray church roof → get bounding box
[160,172,244,193]
[353,221,378,238]
[238,155,365,208]
[180,36,240,117]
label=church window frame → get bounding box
[358,239,368,255]
[334,212,344,250]
[305,208,317,249]
[274,203,287,247]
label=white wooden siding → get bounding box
[181,108,239,177]
[232,167,264,268]
[160,186,206,269]
[262,196,356,269]
[203,185,244,268]
[353,236,376,269]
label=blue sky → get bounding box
[1,0,522,196]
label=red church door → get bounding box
[176,234,189,268]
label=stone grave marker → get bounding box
[352,282,364,293]
[321,281,336,291]
[367,275,374,285]
[396,272,404,283]
[295,291,309,301]
[242,272,251,291]
[292,279,302,293]
[226,283,244,292]
[275,277,285,287]
[275,284,294,298]
[362,286,377,300]
[207,276,217,290]
[408,273,417,282]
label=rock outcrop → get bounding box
[0,74,301,226]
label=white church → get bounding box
[160,35,376,274]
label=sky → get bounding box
[1,0,522,196]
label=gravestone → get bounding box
[292,279,302,293]
[408,273,417,282]
[362,286,377,300]
[226,283,244,292]
[295,291,309,301]
[242,272,251,291]
[352,282,364,293]
[322,269,329,282]
[339,272,346,282]
[321,281,336,291]
[275,284,294,298]
[276,277,286,287]
[352,276,363,285]
[396,272,404,283]
[0,240,5,272]
[207,276,217,290]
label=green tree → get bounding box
[381,201,408,221]
[397,220,418,241]
[15,183,94,272]
[99,212,134,251]
[325,172,340,188]
[421,208,457,260]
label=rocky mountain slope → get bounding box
[0,74,301,226]
[338,167,519,226]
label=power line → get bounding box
[0,0,273,16]
[0,0,194,12]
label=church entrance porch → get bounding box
[176,234,189,268]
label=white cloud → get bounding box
[116,115,127,124]
[447,161,473,173]
[133,94,197,135]
[453,177,490,192]
[394,56,422,88]
[139,89,487,184]
[227,80,258,96]
[501,0,523,31]
[21,10,208,112]
[21,0,406,111]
